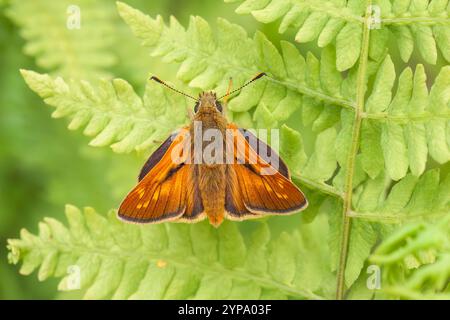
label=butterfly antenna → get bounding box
[150,76,197,101]
[219,72,266,100]
[222,77,233,105]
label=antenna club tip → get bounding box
[150,76,164,84]
[253,72,266,80]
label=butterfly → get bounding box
[118,73,308,227]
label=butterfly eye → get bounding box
[215,101,223,112]
[194,101,200,113]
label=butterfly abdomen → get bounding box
[198,164,226,227]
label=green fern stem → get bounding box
[269,75,356,111]
[363,112,450,122]
[336,0,372,300]
[382,17,450,25]
[292,174,343,198]
[348,210,450,224]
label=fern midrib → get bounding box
[27,236,324,300]
[363,111,450,122]
[269,77,356,110]
[348,209,450,224]
[335,0,372,300]
[292,173,343,198]
[383,17,450,25]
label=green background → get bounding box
[0,0,292,300]
[1,0,448,299]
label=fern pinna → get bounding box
[6,0,450,300]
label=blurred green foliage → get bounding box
[0,0,287,300]
[1,0,449,300]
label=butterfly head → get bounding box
[194,92,223,114]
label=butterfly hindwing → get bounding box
[177,165,205,222]
[225,124,307,217]
[233,163,307,214]
[225,164,260,220]
[238,128,290,179]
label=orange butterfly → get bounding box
[118,73,308,227]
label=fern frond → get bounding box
[7,205,334,300]
[5,0,116,78]
[20,67,345,198]
[116,2,369,197]
[20,70,187,153]
[227,0,450,68]
[116,2,449,186]
[329,168,449,288]
[117,1,356,120]
[14,2,450,300]
[370,215,450,299]
[350,169,450,223]
[20,3,357,197]
[361,60,450,181]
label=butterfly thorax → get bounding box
[192,92,228,165]
[191,92,227,227]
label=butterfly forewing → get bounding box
[118,128,205,223]
[138,131,179,181]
